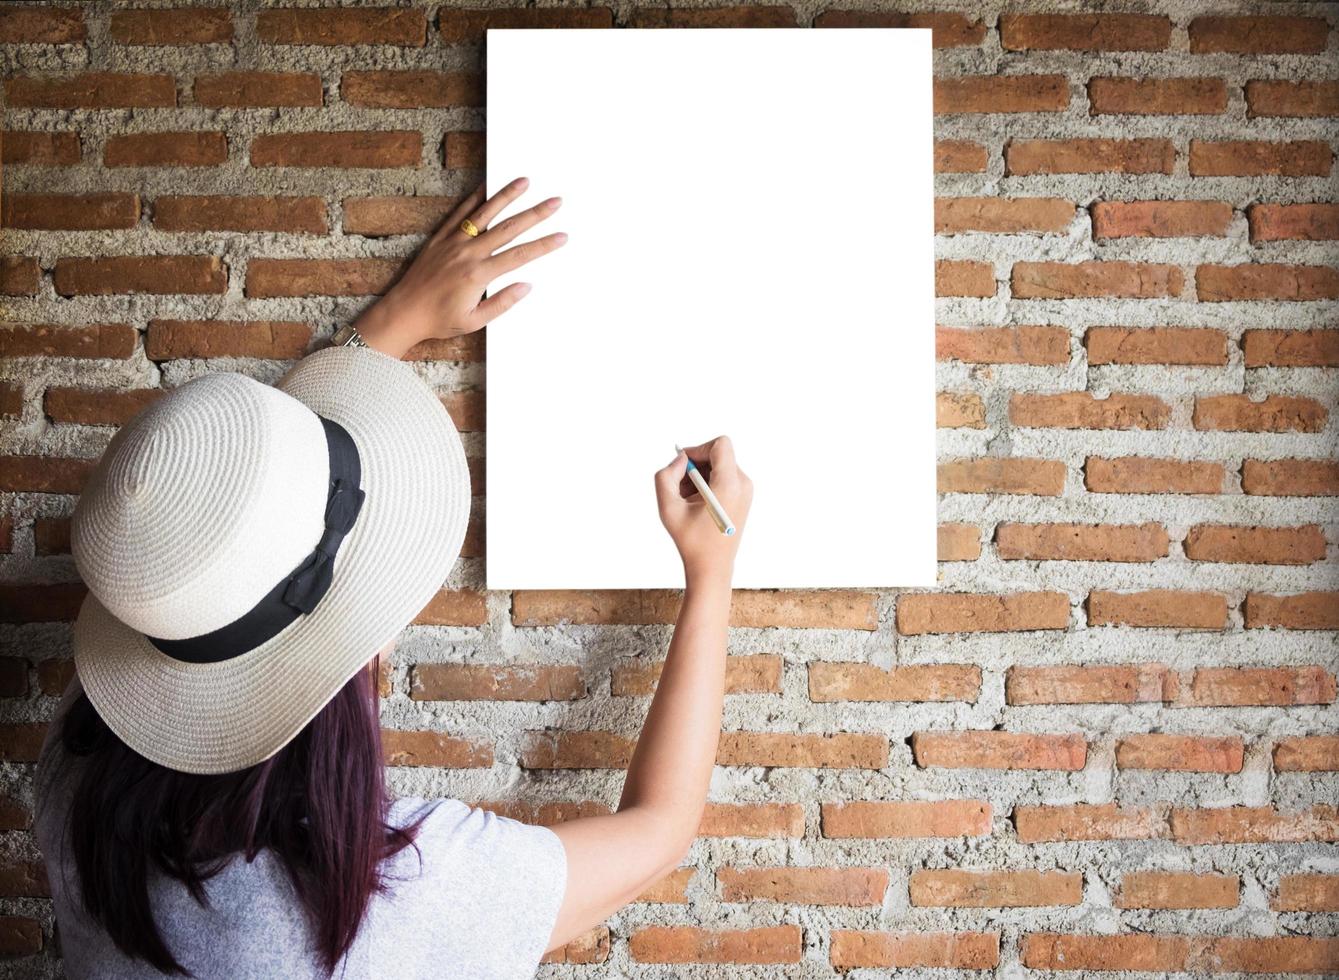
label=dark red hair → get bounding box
[53,658,423,976]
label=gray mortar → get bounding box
[1,1,1337,978]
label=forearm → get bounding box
[617,567,732,857]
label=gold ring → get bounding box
[460,218,480,238]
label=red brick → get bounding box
[1173,806,1339,844]
[1,130,80,165]
[519,731,632,769]
[808,663,980,702]
[34,518,71,555]
[0,4,84,42]
[1248,204,1339,243]
[340,70,480,109]
[443,130,483,169]
[830,931,998,970]
[104,131,227,167]
[251,131,420,168]
[54,256,225,296]
[1022,934,1186,973]
[1247,80,1339,119]
[405,331,483,363]
[637,868,692,904]
[0,915,41,955]
[0,859,48,897]
[0,458,93,494]
[44,386,163,426]
[936,325,1069,364]
[821,800,991,839]
[1088,77,1227,115]
[937,392,985,429]
[1012,261,1183,299]
[1007,138,1174,175]
[0,256,40,295]
[2,192,138,231]
[1242,329,1339,367]
[256,7,426,45]
[110,7,231,44]
[1197,263,1339,302]
[1274,737,1339,772]
[1092,456,1212,498]
[1117,734,1243,773]
[1091,201,1232,239]
[1243,459,1339,496]
[442,387,483,434]
[1001,14,1169,51]
[718,866,886,905]
[0,723,47,761]
[935,260,995,297]
[912,731,1086,770]
[381,729,492,768]
[629,925,801,964]
[1184,525,1326,565]
[938,459,1066,495]
[911,869,1081,907]
[997,522,1168,562]
[245,258,401,298]
[473,800,610,826]
[0,659,27,698]
[1088,590,1228,629]
[410,663,583,701]
[540,928,610,964]
[411,589,488,627]
[629,6,797,28]
[1246,592,1339,630]
[699,803,805,838]
[37,658,74,696]
[145,320,310,360]
[934,140,988,173]
[717,732,888,769]
[898,592,1069,634]
[1007,664,1176,704]
[154,195,327,233]
[343,195,460,237]
[1116,872,1238,909]
[936,197,1073,234]
[1189,15,1329,54]
[1194,395,1327,433]
[613,654,781,696]
[1015,804,1165,842]
[934,75,1068,114]
[5,72,175,108]
[0,383,21,418]
[1190,141,1332,177]
[512,589,878,630]
[1085,326,1227,365]
[1188,667,1335,706]
[815,11,985,48]
[439,7,614,44]
[1009,393,1170,429]
[193,71,322,108]
[0,324,132,360]
[938,523,981,561]
[1275,875,1339,911]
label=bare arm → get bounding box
[545,439,752,951]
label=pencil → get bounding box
[674,444,736,536]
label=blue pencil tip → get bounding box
[725,528,735,536]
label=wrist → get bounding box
[351,297,433,359]
[683,561,733,593]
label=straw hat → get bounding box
[70,346,470,775]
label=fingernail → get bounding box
[546,196,562,209]
[515,176,529,186]
[518,282,532,295]
[555,232,568,243]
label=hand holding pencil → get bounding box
[654,436,753,585]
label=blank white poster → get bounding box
[485,28,936,590]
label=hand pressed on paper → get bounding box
[353,177,566,358]
[654,436,753,584]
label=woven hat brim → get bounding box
[73,347,470,775]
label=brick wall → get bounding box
[1,0,1336,975]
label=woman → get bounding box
[35,176,753,978]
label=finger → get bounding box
[465,175,530,235]
[705,434,737,474]
[471,280,532,325]
[480,231,568,277]
[476,196,561,251]
[654,451,689,500]
[433,183,486,243]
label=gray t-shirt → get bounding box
[34,697,568,980]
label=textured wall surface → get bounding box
[1,0,1337,976]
